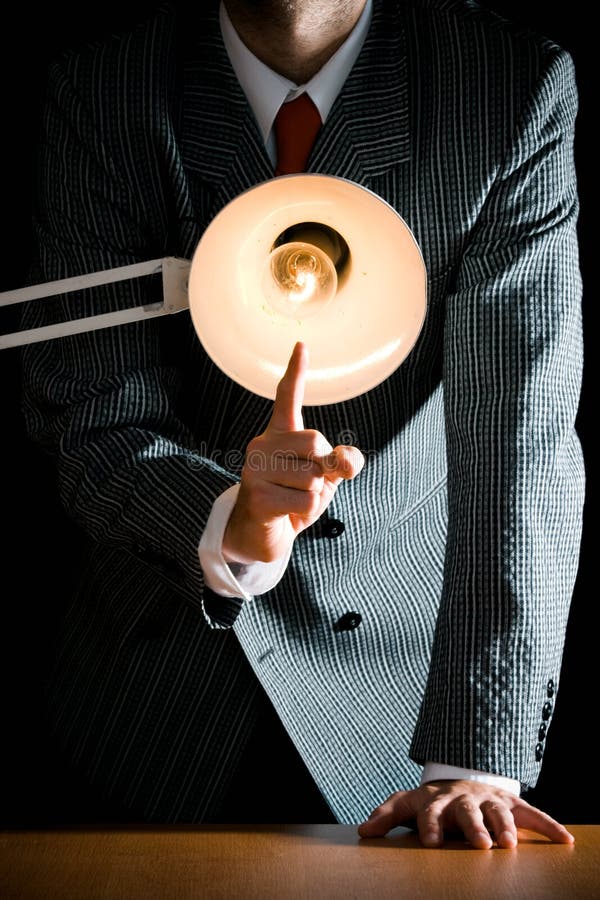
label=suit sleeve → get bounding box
[409,47,585,790]
[20,53,243,630]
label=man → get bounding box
[20,0,583,848]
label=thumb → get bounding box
[357,808,396,839]
[357,792,416,838]
[321,444,365,486]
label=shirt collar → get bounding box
[219,0,373,144]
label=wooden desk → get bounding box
[1,825,598,899]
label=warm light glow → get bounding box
[258,338,403,382]
[188,174,427,405]
[262,241,337,319]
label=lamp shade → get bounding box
[188,174,426,406]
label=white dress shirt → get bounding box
[219,0,373,165]
[197,0,521,798]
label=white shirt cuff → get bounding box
[420,762,521,797]
[198,483,293,601]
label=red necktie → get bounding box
[274,93,322,176]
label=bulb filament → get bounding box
[262,241,337,319]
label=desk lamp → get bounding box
[0,174,426,405]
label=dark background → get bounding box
[0,2,595,826]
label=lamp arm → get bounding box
[0,256,191,350]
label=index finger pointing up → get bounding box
[268,341,307,433]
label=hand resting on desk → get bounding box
[357,780,575,849]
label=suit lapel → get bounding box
[179,4,273,208]
[179,0,409,202]
[309,0,410,182]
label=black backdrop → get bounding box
[0,2,595,826]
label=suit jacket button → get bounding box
[335,611,362,631]
[547,679,555,697]
[535,743,544,762]
[542,701,553,721]
[538,723,547,742]
[323,518,345,538]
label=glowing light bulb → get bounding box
[261,241,337,319]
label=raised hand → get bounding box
[223,341,364,564]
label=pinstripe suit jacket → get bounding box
[21,0,584,823]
